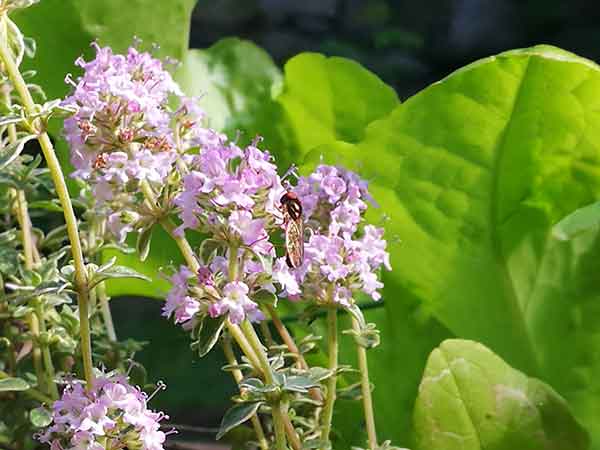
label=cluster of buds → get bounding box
[38,373,170,450]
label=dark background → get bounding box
[113,0,600,445]
[189,0,600,99]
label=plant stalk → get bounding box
[352,318,377,449]
[272,403,287,450]
[97,282,117,342]
[0,20,93,388]
[36,301,59,399]
[222,338,269,450]
[240,320,301,450]
[27,312,44,393]
[266,304,322,403]
[321,308,338,445]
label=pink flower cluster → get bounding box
[174,139,285,254]
[38,373,168,450]
[162,259,266,327]
[64,43,181,188]
[287,165,391,307]
[63,43,205,242]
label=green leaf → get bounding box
[14,0,198,101]
[287,45,600,448]
[283,375,319,393]
[0,377,30,391]
[30,407,52,428]
[0,134,36,169]
[414,339,589,450]
[0,115,24,127]
[216,401,263,440]
[90,263,151,290]
[136,225,153,262]
[191,315,226,358]
[28,200,64,212]
[176,38,282,136]
[276,53,399,161]
[552,201,600,240]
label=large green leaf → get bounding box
[14,0,197,100]
[298,45,600,448]
[414,339,589,450]
[277,53,400,159]
[176,38,282,136]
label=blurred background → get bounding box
[189,0,600,99]
[109,0,600,447]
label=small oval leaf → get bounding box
[216,401,263,440]
[192,315,226,358]
[30,407,52,427]
[0,134,36,169]
[0,377,30,391]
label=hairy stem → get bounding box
[321,308,338,445]
[222,338,269,450]
[36,302,59,400]
[0,15,93,388]
[352,319,377,449]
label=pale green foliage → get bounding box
[414,340,589,450]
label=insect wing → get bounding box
[285,214,304,268]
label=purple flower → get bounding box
[284,165,391,307]
[272,257,301,296]
[208,281,264,324]
[162,267,199,324]
[39,373,169,450]
[228,210,271,254]
[173,139,284,243]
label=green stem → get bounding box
[15,190,33,268]
[89,216,117,343]
[272,404,288,450]
[352,318,377,449]
[321,308,338,445]
[0,17,93,388]
[27,312,44,393]
[266,304,322,403]
[97,283,117,342]
[241,320,301,450]
[222,338,269,450]
[154,216,264,372]
[36,302,59,400]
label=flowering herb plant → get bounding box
[0,2,397,450]
[2,2,599,450]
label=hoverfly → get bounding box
[280,191,304,268]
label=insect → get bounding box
[280,191,304,268]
